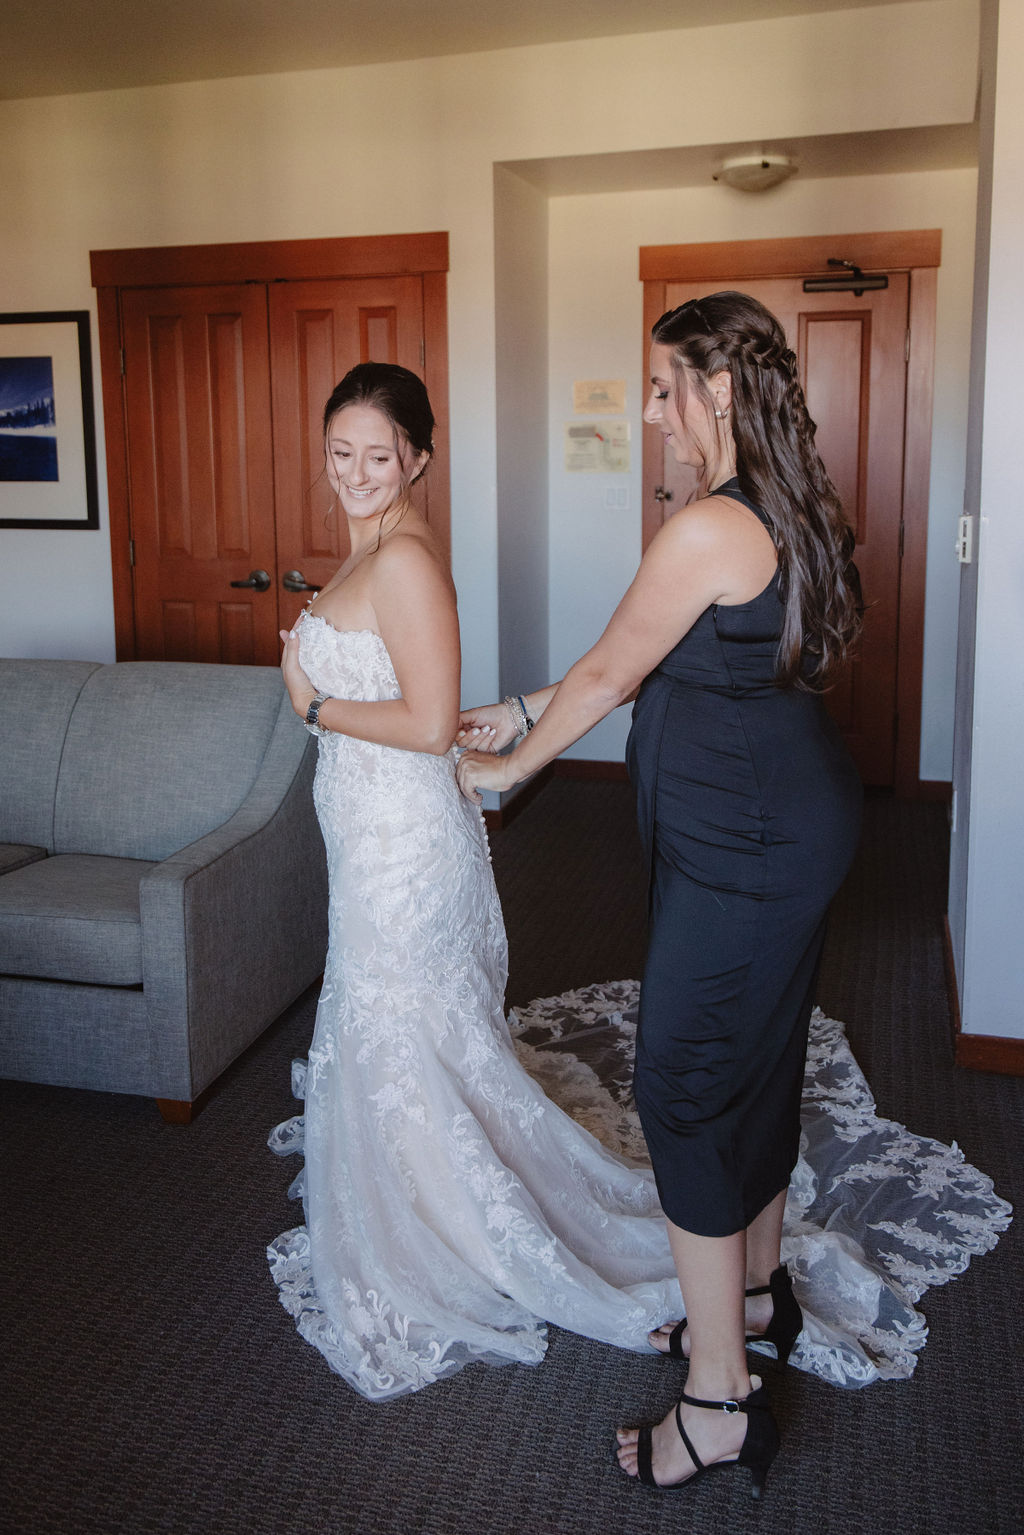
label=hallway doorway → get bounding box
[641,231,940,794]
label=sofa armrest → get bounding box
[139,702,328,1100]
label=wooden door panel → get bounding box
[121,285,278,664]
[94,234,451,665]
[269,277,426,630]
[801,312,870,539]
[653,277,909,785]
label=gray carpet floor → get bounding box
[1,783,1020,1535]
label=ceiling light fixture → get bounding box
[712,154,797,192]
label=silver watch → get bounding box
[304,692,330,736]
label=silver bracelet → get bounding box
[503,694,534,738]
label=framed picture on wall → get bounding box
[0,311,99,529]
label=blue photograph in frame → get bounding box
[0,312,99,529]
[0,355,58,482]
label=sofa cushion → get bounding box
[0,660,101,851]
[0,853,156,985]
[0,844,47,875]
[53,662,286,862]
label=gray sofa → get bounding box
[0,659,327,1120]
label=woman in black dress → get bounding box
[457,291,862,1498]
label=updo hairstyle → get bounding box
[323,362,435,493]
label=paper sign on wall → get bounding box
[564,419,630,473]
[573,379,626,414]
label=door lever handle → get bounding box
[229,569,272,591]
[653,486,674,503]
[282,569,320,593]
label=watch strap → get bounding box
[304,692,330,735]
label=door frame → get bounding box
[91,231,450,660]
[640,229,941,800]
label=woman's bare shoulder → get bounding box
[371,524,454,598]
[659,491,773,555]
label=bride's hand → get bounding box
[456,701,517,754]
[456,747,515,804]
[280,626,315,719]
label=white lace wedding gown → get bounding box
[267,620,1011,1401]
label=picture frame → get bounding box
[0,311,99,530]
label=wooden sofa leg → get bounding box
[156,1097,196,1124]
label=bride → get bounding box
[269,361,1008,1406]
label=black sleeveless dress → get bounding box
[626,478,862,1238]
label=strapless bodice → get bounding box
[298,615,402,704]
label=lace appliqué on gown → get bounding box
[267,621,1011,1401]
[508,984,1012,1388]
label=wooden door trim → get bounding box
[422,270,451,557]
[90,231,449,288]
[92,233,450,660]
[898,265,937,802]
[639,231,940,800]
[639,229,941,282]
[94,284,137,658]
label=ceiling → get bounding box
[4,0,916,102]
[506,123,979,196]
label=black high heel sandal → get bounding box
[631,1376,780,1501]
[651,1264,803,1367]
[745,1264,803,1367]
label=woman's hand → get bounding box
[279,626,316,719]
[456,747,516,804]
[456,700,517,754]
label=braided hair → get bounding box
[652,292,861,689]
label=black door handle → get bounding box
[282,569,320,593]
[229,569,272,592]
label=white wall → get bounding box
[949,0,1024,1040]
[547,166,977,774]
[0,1,978,735]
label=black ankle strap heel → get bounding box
[653,1263,803,1367]
[745,1264,803,1367]
[634,1376,780,1501]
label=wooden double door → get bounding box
[642,233,940,792]
[93,236,449,665]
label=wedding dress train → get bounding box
[267,620,1011,1401]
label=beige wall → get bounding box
[494,167,549,710]
[0,1,979,739]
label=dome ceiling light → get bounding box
[712,154,797,192]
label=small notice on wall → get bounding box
[573,379,626,414]
[564,419,631,473]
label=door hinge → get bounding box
[905,328,911,363]
[129,538,135,567]
[120,346,126,377]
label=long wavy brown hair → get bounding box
[652,292,861,689]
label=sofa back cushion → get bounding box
[0,660,102,851]
[54,662,286,861]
